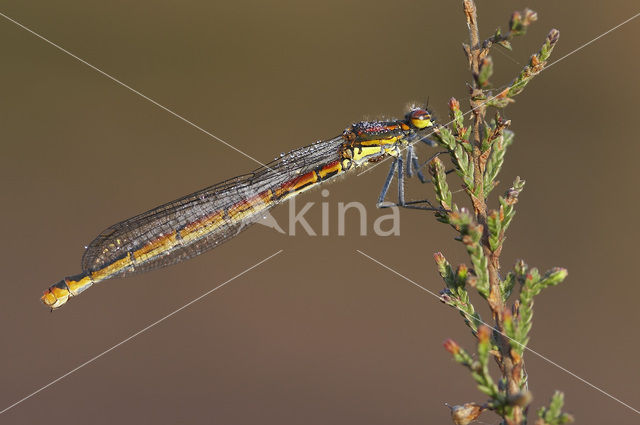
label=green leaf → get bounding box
[434,252,455,288]
[455,264,469,288]
[449,97,465,133]
[448,211,490,298]
[498,176,525,234]
[487,209,502,252]
[503,312,516,341]
[538,268,568,289]
[497,40,512,50]
[428,157,455,224]
[484,129,514,195]
[434,126,456,150]
[514,264,568,355]
[486,96,513,109]
[500,272,516,301]
[433,126,474,193]
[504,29,560,99]
[477,56,494,88]
[452,144,474,191]
[538,391,574,424]
[462,126,472,143]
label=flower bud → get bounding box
[477,325,491,343]
[449,97,460,112]
[443,339,461,355]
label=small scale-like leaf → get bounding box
[538,268,568,288]
[538,391,574,424]
[501,272,516,301]
[435,126,457,150]
[477,56,494,87]
[487,210,502,251]
[434,252,456,289]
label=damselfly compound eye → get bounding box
[408,109,433,129]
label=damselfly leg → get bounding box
[406,136,439,183]
[377,141,452,211]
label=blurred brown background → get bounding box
[1,0,638,423]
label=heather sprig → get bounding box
[429,2,571,424]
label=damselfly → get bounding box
[42,107,438,309]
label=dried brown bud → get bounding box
[448,402,484,425]
[443,339,461,355]
[440,290,452,303]
[506,390,533,407]
[504,188,520,205]
[510,348,522,364]
[530,54,540,68]
[496,87,510,99]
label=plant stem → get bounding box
[463,1,523,423]
[438,3,566,424]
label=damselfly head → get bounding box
[406,108,434,129]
